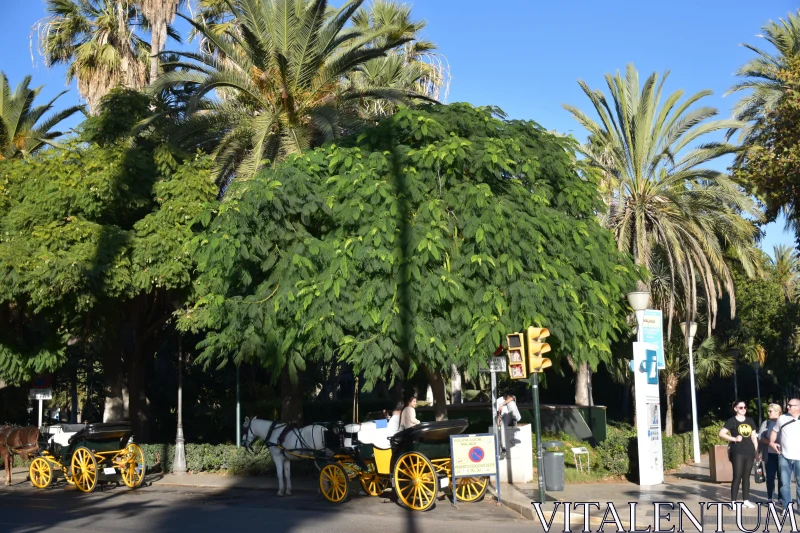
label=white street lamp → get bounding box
[680,321,701,464]
[627,292,650,343]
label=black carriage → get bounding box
[318,419,488,511]
[30,422,146,493]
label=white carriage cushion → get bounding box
[357,427,392,449]
[51,432,77,447]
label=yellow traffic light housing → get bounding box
[506,333,527,379]
[526,326,552,373]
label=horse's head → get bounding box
[241,416,256,450]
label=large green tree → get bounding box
[0,90,217,439]
[179,103,640,422]
[564,64,761,342]
[0,72,83,159]
[152,0,431,189]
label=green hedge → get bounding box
[140,443,276,475]
[593,427,698,477]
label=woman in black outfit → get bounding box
[719,400,760,507]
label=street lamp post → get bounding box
[752,361,762,429]
[680,321,701,464]
[627,292,650,343]
[173,338,187,475]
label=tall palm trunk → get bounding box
[138,0,180,82]
[664,372,678,436]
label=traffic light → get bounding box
[526,326,552,373]
[506,333,527,379]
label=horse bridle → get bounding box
[241,418,256,454]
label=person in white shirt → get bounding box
[497,394,522,427]
[770,397,800,508]
[496,394,522,456]
[386,401,403,434]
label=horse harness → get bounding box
[0,425,38,455]
[244,418,321,459]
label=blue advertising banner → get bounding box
[642,309,665,369]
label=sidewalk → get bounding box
[12,458,789,530]
[495,457,790,529]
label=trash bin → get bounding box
[542,441,565,491]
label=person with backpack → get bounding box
[719,400,759,508]
[770,397,800,509]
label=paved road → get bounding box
[0,476,531,533]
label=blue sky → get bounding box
[2,0,797,255]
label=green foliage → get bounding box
[140,443,275,475]
[734,56,800,241]
[594,425,695,476]
[594,426,636,475]
[0,71,83,159]
[565,64,761,326]
[154,0,434,187]
[182,103,640,388]
[0,97,218,384]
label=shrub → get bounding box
[140,443,276,475]
[594,426,637,476]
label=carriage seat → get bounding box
[59,423,88,433]
[355,425,395,450]
[51,431,78,447]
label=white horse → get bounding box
[241,416,329,496]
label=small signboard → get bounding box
[478,357,507,373]
[29,388,53,400]
[451,434,497,477]
[642,309,665,369]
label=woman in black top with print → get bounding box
[719,400,760,507]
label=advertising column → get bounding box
[633,342,664,485]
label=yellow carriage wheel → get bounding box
[120,443,146,489]
[71,447,98,493]
[359,467,388,497]
[29,457,53,489]
[393,452,437,511]
[319,463,349,504]
[454,476,488,502]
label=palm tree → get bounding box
[39,0,151,114]
[727,10,800,145]
[137,0,184,81]
[152,0,430,188]
[662,336,733,435]
[0,72,84,159]
[564,64,762,340]
[346,0,450,118]
[771,244,800,301]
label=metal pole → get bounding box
[38,399,43,428]
[532,372,545,503]
[236,365,241,448]
[490,369,501,505]
[173,338,187,474]
[687,337,701,464]
[755,366,762,428]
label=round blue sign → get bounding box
[468,446,485,463]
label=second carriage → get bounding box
[318,418,488,511]
[29,422,146,493]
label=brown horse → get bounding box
[0,425,39,485]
